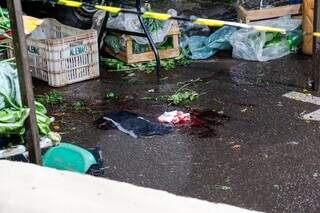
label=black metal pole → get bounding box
[136,0,161,83]
[6,0,42,164]
[312,0,320,91]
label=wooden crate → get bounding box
[237,3,302,23]
[105,21,180,64]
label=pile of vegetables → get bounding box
[167,90,199,106]
[0,62,60,148]
[105,34,174,55]
[264,27,302,52]
[0,7,10,36]
[141,17,164,34]
[0,7,11,60]
[105,8,170,55]
[102,53,191,74]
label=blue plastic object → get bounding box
[43,143,97,174]
[180,26,237,60]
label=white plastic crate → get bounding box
[26,19,99,87]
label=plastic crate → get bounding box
[27,19,99,87]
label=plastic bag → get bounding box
[105,34,174,54]
[105,35,124,54]
[178,15,210,36]
[0,62,21,110]
[180,26,237,60]
[229,16,302,62]
[107,8,177,45]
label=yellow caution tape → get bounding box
[57,0,82,8]
[56,0,320,37]
[253,25,286,34]
[143,12,171,21]
[313,32,320,38]
[95,5,121,14]
[193,18,225,27]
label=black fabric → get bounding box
[0,135,21,149]
[97,111,172,138]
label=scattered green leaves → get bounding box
[142,91,199,106]
[256,78,271,86]
[167,90,199,106]
[72,101,85,112]
[101,58,131,71]
[104,91,118,101]
[102,54,191,74]
[142,78,201,106]
[36,90,64,106]
[226,0,236,6]
[215,185,232,191]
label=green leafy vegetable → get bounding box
[104,91,118,101]
[0,62,60,144]
[36,90,64,107]
[72,101,85,112]
[167,90,199,106]
[0,7,10,31]
[102,54,191,73]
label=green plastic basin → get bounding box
[43,143,97,174]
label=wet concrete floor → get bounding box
[35,53,320,212]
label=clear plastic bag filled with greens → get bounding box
[230,16,302,62]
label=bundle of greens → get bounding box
[105,35,174,55]
[105,35,123,54]
[0,7,11,58]
[167,90,199,106]
[0,62,60,146]
[0,7,10,36]
[142,17,164,34]
[264,26,302,52]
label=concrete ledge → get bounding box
[0,160,260,213]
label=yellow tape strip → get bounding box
[142,12,171,21]
[193,18,225,27]
[57,0,306,36]
[313,32,320,38]
[95,5,121,14]
[253,25,286,34]
[57,0,82,8]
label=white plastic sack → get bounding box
[229,16,302,62]
[0,62,21,110]
[107,9,177,45]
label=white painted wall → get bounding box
[0,160,260,213]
